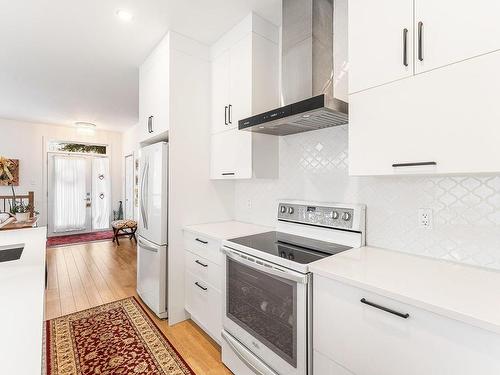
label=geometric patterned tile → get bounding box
[234,125,500,271]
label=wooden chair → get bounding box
[111,219,138,245]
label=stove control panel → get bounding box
[278,202,356,230]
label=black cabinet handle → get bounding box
[195,260,208,267]
[224,106,228,125]
[361,298,409,319]
[392,161,436,168]
[195,282,208,291]
[228,104,232,124]
[195,238,208,244]
[148,116,154,133]
[418,21,424,61]
[402,28,409,67]
[222,172,235,176]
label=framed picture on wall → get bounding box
[0,158,19,186]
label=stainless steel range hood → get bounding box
[239,0,348,136]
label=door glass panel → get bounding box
[92,157,111,230]
[227,258,297,367]
[53,156,86,232]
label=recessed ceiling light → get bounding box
[116,9,133,22]
[75,122,96,128]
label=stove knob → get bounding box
[331,211,339,220]
[288,207,295,214]
[342,212,351,221]
[280,206,287,214]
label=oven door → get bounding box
[221,246,310,375]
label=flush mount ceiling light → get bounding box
[116,9,133,22]
[75,122,96,128]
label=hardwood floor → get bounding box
[45,240,232,375]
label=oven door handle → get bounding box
[221,331,279,375]
[222,246,309,284]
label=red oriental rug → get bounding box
[47,230,114,247]
[45,297,194,375]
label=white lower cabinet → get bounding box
[184,268,221,343]
[313,275,500,375]
[183,230,223,343]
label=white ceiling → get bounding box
[0,0,281,132]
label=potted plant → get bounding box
[10,201,31,222]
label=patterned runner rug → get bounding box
[46,230,115,247]
[45,297,194,375]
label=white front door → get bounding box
[48,153,111,237]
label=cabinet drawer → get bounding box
[185,250,222,292]
[185,270,222,343]
[183,230,222,265]
[313,275,500,375]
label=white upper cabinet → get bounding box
[139,37,170,142]
[349,51,500,176]
[349,0,500,93]
[210,129,252,179]
[349,0,414,94]
[210,13,279,179]
[211,51,231,134]
[228,34,253,132]
[415,0,500,74]
[349,1,500,176]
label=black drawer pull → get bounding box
[392,161,436,168]
[361,298,409,319]
[195,260,208,267]
[195,238,208,244]
[222,172,235,176]
[195,282,208,291]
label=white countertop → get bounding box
[183,220,273,240]
[0,227,47,375]
[310,246,500,335]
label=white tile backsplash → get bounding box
[234,125,500,270]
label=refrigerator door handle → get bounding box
[138,238,158,252]
[140,159,149,229]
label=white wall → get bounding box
[0,118,123,227]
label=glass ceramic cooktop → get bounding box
[227,231,351,264]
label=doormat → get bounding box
[47,230,114,247]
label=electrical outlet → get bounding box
[418,208,433,229]
[246,199,252,209]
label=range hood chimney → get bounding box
[239,0,348,136]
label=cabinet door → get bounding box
[210,129,252,179]
[139,60,154,141]
[349,51,500,176]
[211,51,231,134]
[415,0,500,74]
[139,46,169,140]
[148,47,169,135]
[185,270,222,343]
[349,0,413,94]
[229,34,253,129]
